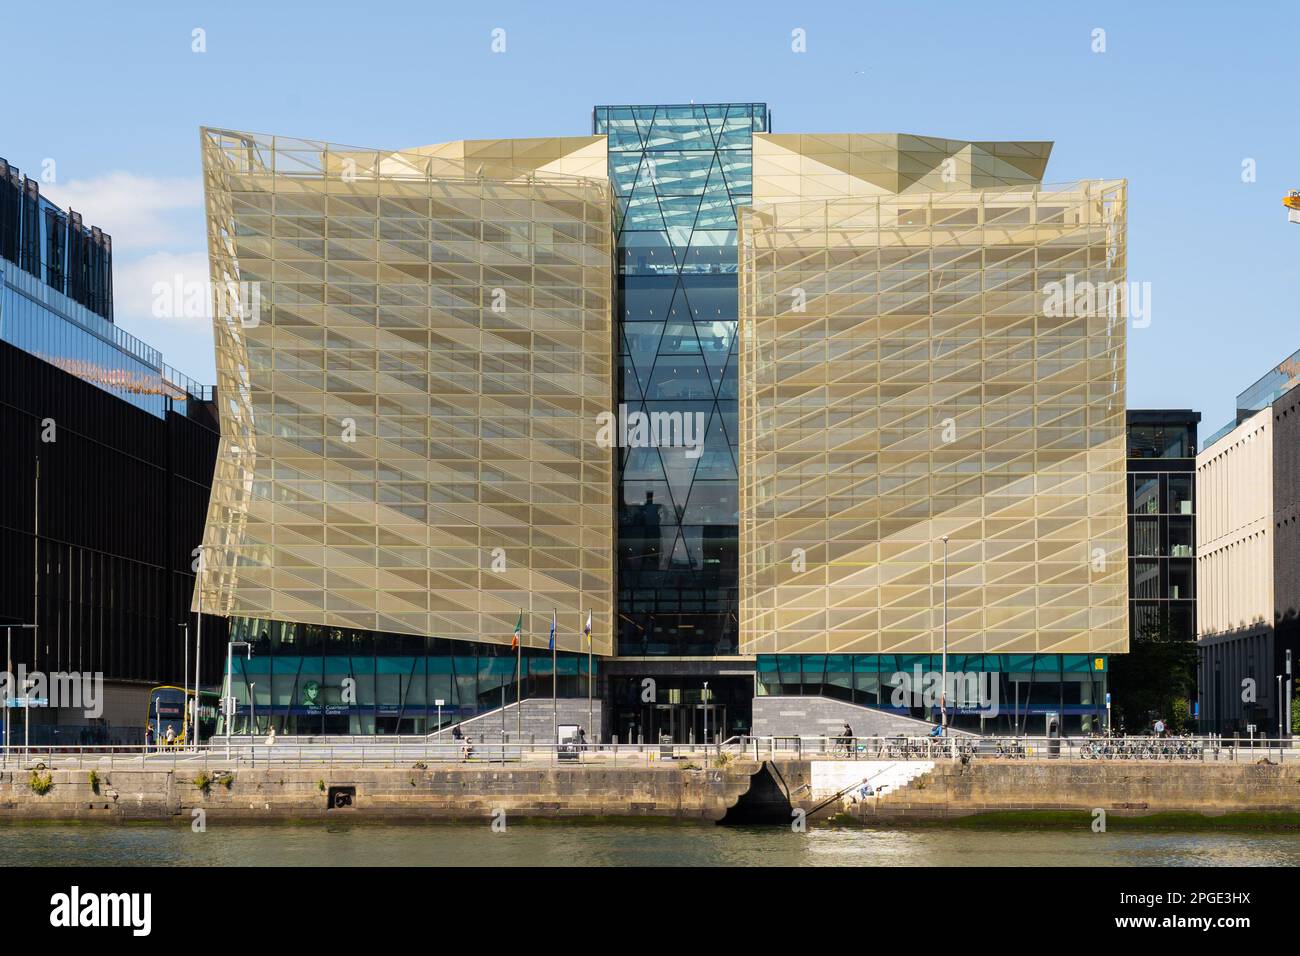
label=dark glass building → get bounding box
[0,157,223,744]
[1126,410,1200,643]
[197,112,1129,742]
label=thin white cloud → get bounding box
[42,172,203,253]
[113,251,213,327]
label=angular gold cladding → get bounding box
[753,133,1053,199]
[195,129,615,654]
[739,171,1128,656]
[407,137,610,181]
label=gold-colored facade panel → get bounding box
[753,133,1053,200]
[195,128,615,654]
[739,174,1128,656]
[409,136,610,181]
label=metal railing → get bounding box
[0,739,742,771]
[1,734,1292,771]
[728,733,1296,763]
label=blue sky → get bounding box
[7,0,1297,435]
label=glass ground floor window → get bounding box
[607,675,752,745]
[217,617,594,736]
[755,653,1109,735]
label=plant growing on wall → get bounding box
[88,770,100,794]
[29,771,53,795]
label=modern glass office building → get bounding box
[1126,410,1199,643]
[593,105,767,742]
[739,136,1127,733]
[596,104,766,659]
[0,157,207,418]
[196,130,611,735]
[1203,345,1300,449]
[196,108,1127,738]
[0,156,223,743]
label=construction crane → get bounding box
[1285,190,1300,223]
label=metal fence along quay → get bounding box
[1,735,1293,771]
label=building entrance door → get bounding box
[620,703,727,744]
[610,675,753,743]
[690,703,725,744]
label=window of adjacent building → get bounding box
[1132,517,1160,556]
[1133,560,1160,599]
[1132,602,1161,638]
[1167,602,1194,640]
[1169,562,1193,600]
[1159,426,1191,458]
[1168,474,1193,515]
[1128,425,1158,458]
[1169,517,1194,557]
[1132,475,1159,514]
[1128,424,1193,459]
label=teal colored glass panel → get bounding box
[621,442,667,480]
[658,321,701,355]
[623,321,663,372]
[680,479,736,523]
[646,355,714,400]
[243,656,273,675]
[621,276,676,319]
[602,103,765,655]
[620,231,678,275]
[689,415,737,481]
[484,656,516,678]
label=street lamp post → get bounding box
[225,640,252,758]
[1279,655,1289,743]
[23,671,35,761]
[5,624,37,765]
[193,613,202,748]
[1279,674,1285,741]
[193,545,205,749]
[249,683,256,736]
[940,535,949,733]
[178,621,189,722]
[702,681,710,745]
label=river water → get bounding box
[2,824,1298,866]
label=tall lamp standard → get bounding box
[702,680,710,745]
[193,546,206,749]
[224,640,252,758]
[178,621,189,727]
[4,624,37,765]
[940,535,949,733]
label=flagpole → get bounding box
[556,608,561,749]
[516,608,522,739]
[586,610,593,743]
